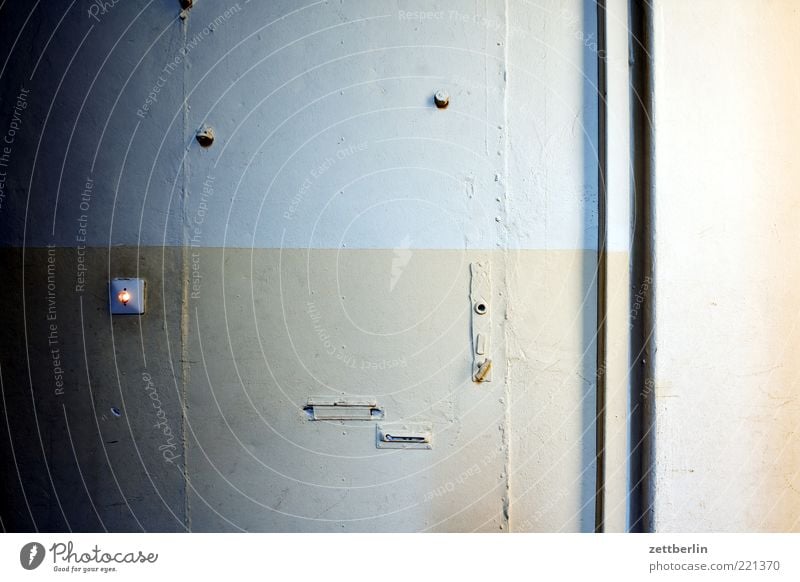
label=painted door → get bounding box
[0,0,600,532]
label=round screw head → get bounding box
[434,89,450,109]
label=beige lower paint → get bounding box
[0,247,186,532]
[1,246,603,532]
[185,248,599,531]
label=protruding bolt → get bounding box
[195,126,215,147]
[434,89,450,109]
[474,359,492,382]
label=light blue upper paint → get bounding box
[0,0,601,251]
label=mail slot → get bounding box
[376,424,433,450]
[303,397,384,421]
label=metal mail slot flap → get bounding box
[304,397,384,421]
[376,423,433,450]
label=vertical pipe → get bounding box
[628,0,655,533]
[594,0,609,534]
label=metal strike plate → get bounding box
[303,397,384,421]
[376,423,432,450]
[470,262,492,382]
[109,278,145,315]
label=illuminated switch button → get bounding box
[109,278,145,315]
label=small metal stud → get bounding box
[196,126,215,147]
[434,89,450,109]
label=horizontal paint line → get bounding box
[0,244,622,252]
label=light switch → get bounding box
[109,278,145,315]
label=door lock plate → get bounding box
[470,262,492,382]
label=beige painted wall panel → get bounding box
[505,249,597,531]
[185,248,508,531]
[183,248,598,531]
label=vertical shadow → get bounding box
[581,0,602,533]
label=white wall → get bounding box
[653,0,800,531]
